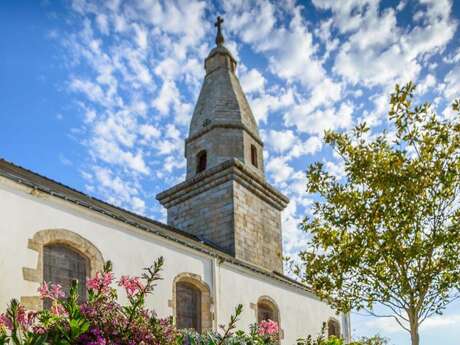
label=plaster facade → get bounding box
[0,175,349,344]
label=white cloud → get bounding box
[417,73,436,94]
[139,124,161,141]
[422,313,460,330]
[224,0,277,46]
[265,130,298,153]
[324,159,346,179]
[265,130,323,159]
[61,0,460,256]
[96,14,109,35]
[86,165,146,214]
[240,68,266,94]
[250,88,295,123]
[266,156,294,184]
[285,102,354,135]
[90,136,150,174]
[225,1,326,87]
[288,136,323,159]
[315,18,340,60]
[442,64,460,101]
[320,0,457,87]
[135,23,148,49]
[153,80,180,115]
[282,199,308,258]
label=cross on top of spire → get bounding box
[215,16,224,46]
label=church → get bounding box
[0,18,350,344]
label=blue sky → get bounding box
[1,0,460,344]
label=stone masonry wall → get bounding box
[185,127,244,179]
[233,181,283,272]
[166,179,236,255]
[165,175,283,273]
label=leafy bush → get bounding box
[180,304,279,345]
[0,257,177,345]
[0,258,280,345]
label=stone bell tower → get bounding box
[157,17,289,273]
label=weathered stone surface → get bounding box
[157,160,288,272]
[185,41,263,180]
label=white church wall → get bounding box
[0,177,213,317]
[218,263,340,345]
[0,177,345,343]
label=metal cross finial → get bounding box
[215,16,224,46]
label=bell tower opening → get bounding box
[251,145,258,168]
[196,150,207,174]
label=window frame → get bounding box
[21,229,104,311]
[172,273,212,332]
[327,318,341,338]
[175,281,202,332]
[43,243,89,308]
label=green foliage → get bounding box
[298,82,460,345]
[180,304,279,345]
[296,324,388,345]
[0,259,284,345]
[0,257,178,345]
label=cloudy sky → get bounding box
[1,0,460,343]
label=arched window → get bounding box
[196,150,207,173]
[43,244,88,308]
[176,282,202,332]
[172,273,212,332]
[257,297,279,323]
[328,318,341,338]
[251,145,258,168]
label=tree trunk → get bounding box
[410,327,420,345]
[409,313,420,345]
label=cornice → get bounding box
[156,158,289,211]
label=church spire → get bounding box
[157,16,289,273]
[184,16,263,180]
[215,16,224,46]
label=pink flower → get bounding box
[118,276,144,296]
[103,272,114,287]
[32,325,46,334]
[16,305,27,326]
[86,275,100,290]
[38,281,49,299]
[50,283,65,299]
[38,282,65,300]
[0,313,13,331]
[50,301,67,317]
[258,319,279,336]
[87,272,114,293]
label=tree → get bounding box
[297,82,460,345]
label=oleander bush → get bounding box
[0,258,280,345]
[0,258,386,345]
